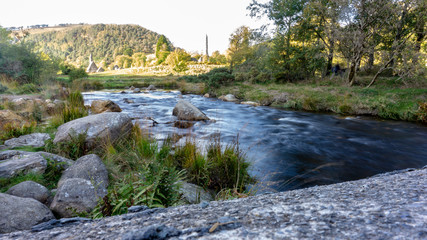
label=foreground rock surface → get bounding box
[53,112,132,150]
[172,100,209,121]
[0,193,54,234]
[2,167,426,239]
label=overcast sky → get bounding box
[0,0,268,54]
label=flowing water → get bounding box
[84,90,427,193]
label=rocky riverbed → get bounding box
[1,166,425,239]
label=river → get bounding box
[83,90,427,193]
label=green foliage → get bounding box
[0,157,67,192]
[0,41,56,84]
[155,35,172,64]
[179,67,235,89]
[416,102,427,123]
[165,49,190,73]
[15,83,41,94]
[115,55,133,68]
[48,91,88,129]
[24,24,167,66]
[69,67,88,81]
[91,126,185,218]
[0,173,44,193]
[172,136,254,192]
[0,122,36,142]
[227,26,253,69]
[132,52,147,67]
[206,137,254,191]
[0,82,8,93]
[45,131,89,160]
[59,63,74,75]
[209,51,227,65]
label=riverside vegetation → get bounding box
[0,89,255,219]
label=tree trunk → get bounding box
[323,40,335,77]
[367,56,394,88]
[367,50,374,71]
[348,60,357,86]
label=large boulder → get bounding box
[53,112,132,150]
[4,133,50,149]
[50,178,106,218]
[0,193,55,233]
[179,182,213,204]
[6,181,50,204]
[0,151,73,178]
[219,94,238,102]
[0,110,29,131]
[90,100,122,114]
[172,100,209,121]
[57,154,109,190]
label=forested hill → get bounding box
[22,24,171,66]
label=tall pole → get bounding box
[206,34,209,62]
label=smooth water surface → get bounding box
[84,90,427,192]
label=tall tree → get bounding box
[227,26,252,69]
[155,35,171,64]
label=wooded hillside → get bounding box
[23,24,171,66]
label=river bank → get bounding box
[73,73,427,124]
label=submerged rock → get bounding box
[172,100,209,121]
[146,85,156,91]
[174,121,195,129]
[241,101,260,107]
[90,100,122,114]
[219,94,238,102]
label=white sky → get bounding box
[0,0,268,54]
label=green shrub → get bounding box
[0,157,67,192]
[0,121,36,142]
[69,67,88,81]
[45,131,89,160]
[15,83,40,94]
[0,83,8,93]
[179,67,234,89]
[206,138,254,192]
[416,102,427,123]
[172,136,254,193]
[50,91,88,126]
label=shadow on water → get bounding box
[84,90,427,193]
